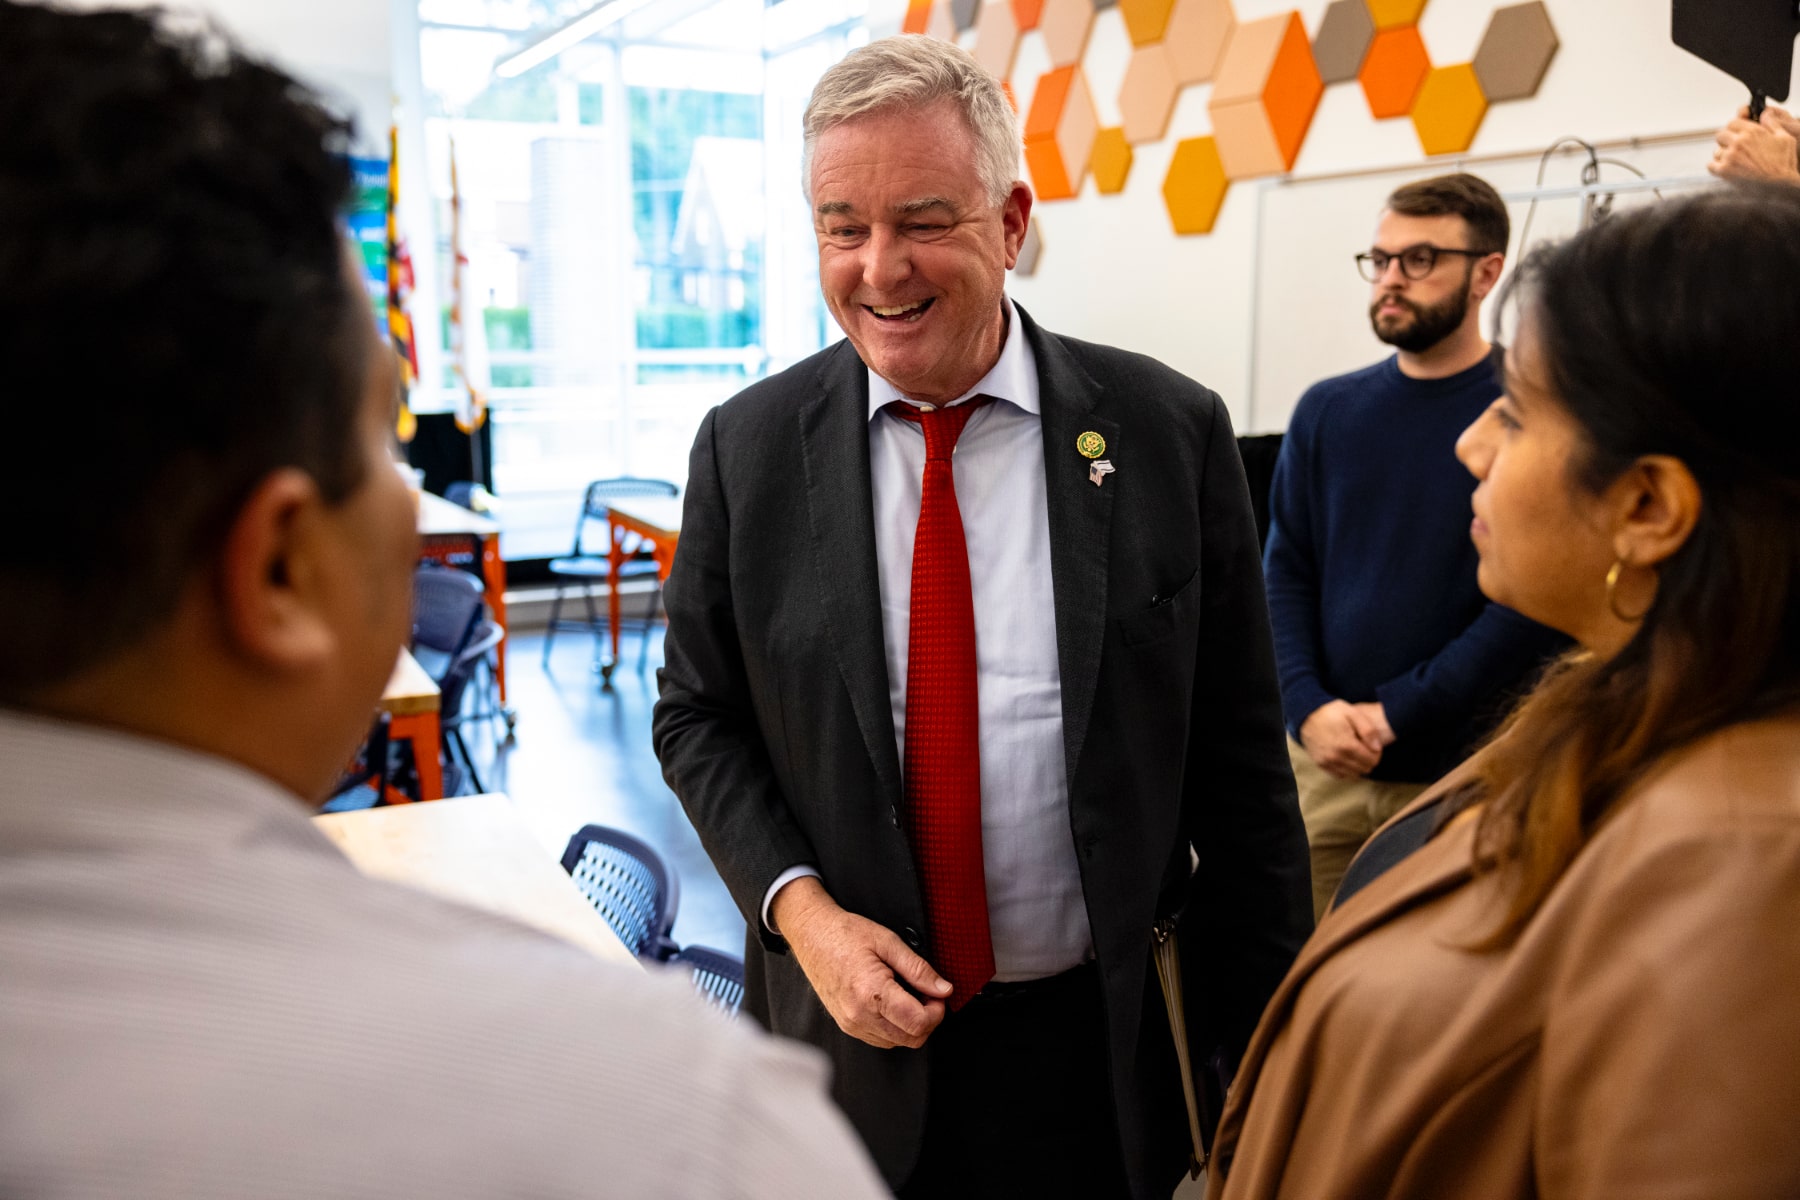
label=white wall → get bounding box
[865,0,1798,431]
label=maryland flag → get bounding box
[386,123,419,443]
[446,135,489,436]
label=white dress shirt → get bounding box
[766,299,1091,981]
[0,709,889,1199]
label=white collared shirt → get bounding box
[766,299,1091,981]
[0,709,890,1199]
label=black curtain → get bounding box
[405,412,493,496]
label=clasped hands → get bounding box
[1300,698,1395,779]
[770,875,953,1050]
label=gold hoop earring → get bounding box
[1605,559,1654,623]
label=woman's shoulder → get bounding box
[1620,711,1800,834]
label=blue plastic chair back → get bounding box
[412,564,484,673]
[676,944,746,1018]
[559,825,680,962]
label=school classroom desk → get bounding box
[380,648,441,802]
[601,495,682,687]
[418,491,510,702]
[313,792,637,967]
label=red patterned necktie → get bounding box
[887,397,995,1010]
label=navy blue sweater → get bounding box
[1263,354,1566,783]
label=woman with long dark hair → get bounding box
[1207,182,1800,1199]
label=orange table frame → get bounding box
[601,500,680,688]
[417,493,509,703]
[381,649,442,802]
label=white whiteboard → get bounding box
[1244,134,1719,433]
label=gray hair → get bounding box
[802,35,1022,208]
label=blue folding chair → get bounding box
[559,825,681,963]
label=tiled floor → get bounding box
[457,625,747,958]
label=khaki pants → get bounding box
[1288,737,1430,921]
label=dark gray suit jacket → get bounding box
[653,306,1312,1197]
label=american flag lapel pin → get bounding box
[1089,459,1115,487]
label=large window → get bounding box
[410,0,865,559]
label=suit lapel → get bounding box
[1020,307,1117,789]
[797,342,904,802]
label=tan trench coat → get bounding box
[1208,714,1800,1200]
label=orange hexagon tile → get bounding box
[1091,126,1133,193]
[1473,1,1559,102]
[972,0,1022,80]
[1359,25,1429,119]
[1024,65,1100,200]
[1011,0,1045,31]
[902,0,932,33]
[1164,0,1234,86]
[1119,0,1177,48]
[1365,0,1427,30]
[1312,0,1374,84]
[1411,62,1487,154]
[1163,135,1229,234]
[1119,43,1180,144]
[1039,0,1098,68]
[1208,11,1323,180]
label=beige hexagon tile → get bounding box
[1039,0,1098,68]
[972,0,1023,81]
[1164,0,1234,86]
[1119,43,1180,144]
[1209,10,1324,179]
[925,0,957,41]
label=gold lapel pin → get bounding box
[1076,431,1106,459]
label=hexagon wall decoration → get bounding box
[1473,1,1559,102]
[925,0,957,41]
[951,0,980,32]
[1411,63,1488,154]
[1359,25,1430,119]
[1119,0,1178,48]
[1312,0,1374,84]
[1365,0,1427,30]
[902,0,932,33]
[1090,126,1133,193]
[1119,43,1181,144]
[1039,0,1099,68]
[1164,0,1235,86]
[972,0,1023,80]
[1011,0,1045,31]
[1163,135,1229,234]
[1024,65,1100,200]
[1014,217,1044,275]
[1208,11,1323,180]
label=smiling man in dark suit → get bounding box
[653,34,1312,1200]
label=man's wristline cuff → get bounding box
[763,865,822,934]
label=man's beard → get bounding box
[1369,280,1470,354]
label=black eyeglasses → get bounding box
[1355,243,1491,283]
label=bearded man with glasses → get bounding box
[1263,173,1567,921]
